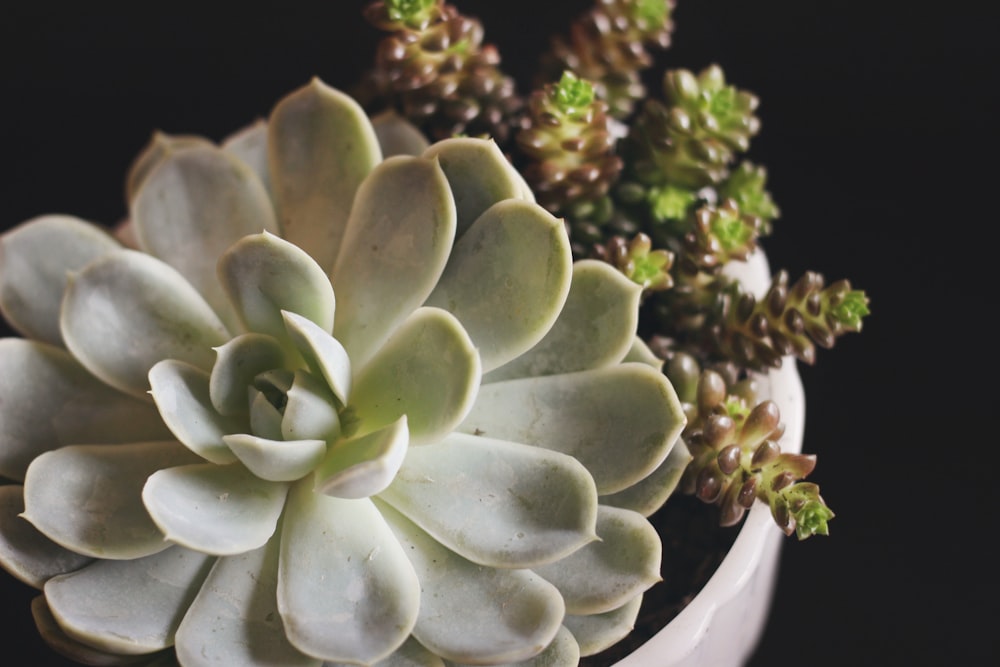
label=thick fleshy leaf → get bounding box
[0,485,92,589]
[378,502,564,665]
[223,434,327,482]
[600,438,692,517]
[131,143,279,331]
[314,416,409,499]
[379,434,598,568]
[350,307,480,446]
[176,533,320,667]
[371,109,431,158]
[450,625,580,667]
[22,441,200,559]
[421,138,531,239]
[0,339,171,480]
[484,260,642,383]
[282,369,342,442]
[424,199,572,372]
[222,118,274,197]
[61,249,230,398]
[562,593,643,657]
[219,231,335,345]
[461,364,685,495]
[125,131,214,206]
[44,546,215,655]
[624,335,665,370]
[533,505,661,615]
[210,333,289,416]
[268,78,382,271]
[331,156,456,367]
[0,214,120,346]
[32,596,162,667]
[248,388,286,441]
[143,462,289,555]
[149,360,244,464]
[283,310,352,405]
[324,636,445,667]
[278,485,420,664]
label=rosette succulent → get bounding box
[0,77,689,666]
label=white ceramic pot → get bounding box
[616,249,805,667]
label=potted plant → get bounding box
[0,1,869,665]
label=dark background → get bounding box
[0,1,992,665]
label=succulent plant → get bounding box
[0,77,691,665]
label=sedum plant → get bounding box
[0,79,691,665]
[363,0,870,540]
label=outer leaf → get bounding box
[0,339,171,480]
[484,260,642,383]
[421,138,531,239]
[600,439,692,517]
[624,335,665,370]
[149,359,244,464]
[222,118,273,197]
[268,78,382,271]
[533,505,662,615]
[143,462,289,556]
[223,434,327,483]
[125,131,214,206]
[461,364,685,495]
[31,596,160,666]
[44,546,215,655]
[0,214,120,346]
[324,636,445,667]
[175,534,320,667]
[130,144,279,332]
[350,307,480,446]
[562,594,644,657]
[314,416,409,499]
[60,250,230,398]
[449,625,580,667]
[371,109,431,158]
[379,434,598,568]
[278,485,420,664]
[379,502,564,665]
[0,485,91,589]
[424,199,572,372]
[331,156,456,367]
[22,441,201,560]
[219,231,335,344]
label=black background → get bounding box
[0,1,993,665]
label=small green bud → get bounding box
[385,0,436,26]
[648,184,697,222]
[831,290,870,330]
[634,0,670,25]
[710,208,754,252]
[553,71,596,120]
[794,499,835,539]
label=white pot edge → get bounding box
[614,249,806,667]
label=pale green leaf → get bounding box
[282,310,352,406]
[0,214,120,346]
[223,434,327,483]
[461,364,685,495]
[421,138,531,239]
[449,625,580,667]
[330,156,456,367]
[0,339,171,480]
[130,143,279,332]
[22,441,201,559]
[350,307,479,446]
[562,593,643,657]
[315,415,409,499]
[175,534,320,667]
[600,438,691,517]
[278,484,420,664]
[371,109,431,158]
[533,505,661,615]
[32,595,161,666]
[222,118,274,198]
[143,462,289,555]
[379,433,597,568]
[281,369,342,442]
[60,250,230,398]
[219,231,335,345]
[424,199,572,372]
[378,502,564,665]
[44,545,215,655]
[0,485,92,589]
[210,333,289,416]
[268,78,382,271]
[125,131,214,206]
